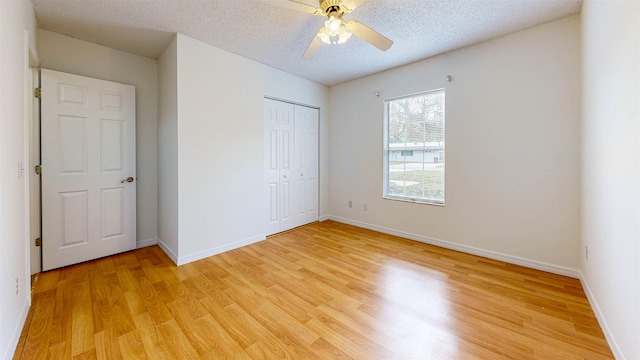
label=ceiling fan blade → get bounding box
[346,20,393,51]
[342,0,367,12]
[260,0,322,15]
[302,33,324,59]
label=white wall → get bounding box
[328,16,581,275]
[157,35,179,260]
[37,30,159,248]
[158,34,329,264]
[580,1,640,359]
[0,1,38,358]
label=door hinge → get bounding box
[34,87,41,99]
[35,238,42,247]
[34,165,41,175]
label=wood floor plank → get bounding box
[104,287,136,337]
[156,319,200,359]
[15,220,614,359]
[265,284,318,323]
[47,341,71,359]
[49,279,73,347]
[305,316,394,359]
[136,276,173,326]
[116,330,147,360]
[18,290,55,359]
[70,282,94,356]
[94,329,122,360]
[131,313,170,359]
[308,336,355,360]
[191,314,246,358]
[71,349,97,360]
[165,300,212,356]
[198,299,260,350]
[243,333,296,360]
[222,277,321,348]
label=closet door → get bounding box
[265,99,295,235]
[264,99,319,236]
[294,105,319,227]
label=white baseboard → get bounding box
[326,215,581,278]
[156,238,178,264]
[3,299,29,360]
[579,273,625,360]
[137,237,157,248]
[176,234,266,266]
[318,215,331,222]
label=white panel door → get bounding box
[265,99,282,236]
[265,98,318,236]
[41,69,136,271]
[294,105,319,227]
[279,103,295,232]
[265,98,296,235]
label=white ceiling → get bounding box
[31,0,582,86]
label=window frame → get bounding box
[383,88,446,206]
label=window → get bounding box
[384,89,445,205]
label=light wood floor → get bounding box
[15,220,613,359]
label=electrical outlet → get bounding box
[585,245,589,260]
[348,200,352,208]
[363,203,368,211]
[15,277,19,295]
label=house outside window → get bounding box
[383,89,445,205]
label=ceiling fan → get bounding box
[263,0,393,59]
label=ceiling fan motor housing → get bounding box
[319,0,346,16]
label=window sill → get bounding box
[383,195,445,207]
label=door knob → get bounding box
[121,177,134,183]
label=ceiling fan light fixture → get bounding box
[320,15,351,45]
[337,26,351,44]
[318,28,331,43]
[325,15,341,34]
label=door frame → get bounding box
[23,29,40,303]
[28,68,41,275]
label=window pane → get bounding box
[388,91,445,148]
[385,89,445,204]
[388,150,444,202]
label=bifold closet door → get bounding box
[294,105,319,226]
[265,99,294,235]
[264,98,319,236]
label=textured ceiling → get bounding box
[31,0,582,86]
